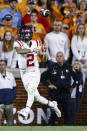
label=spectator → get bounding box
[70,60,85,125]
[56,0,63,6]
[79,0,87,13]
[68,13,86,41]
[61,23,73,64]
[58,0,76,15]
[62,7,72,27]
[29,9,47,64]
[44,20,69,67]
[41,51,79,125]
[48,0,64,26]
[0,14,18,39]
[62,23,69,35]
[77,0,87,6]
[0,0,22,28]
[69,3,77,26]
[71,23,87,68]
[29,9,46,42]
[17,0,36,17]
[57,0,77,6]
[22,0,50,33]
[0,0,9,11]
[37,0,51,9]
[0,31,17,68]
[26,9,46,64]
[77,0,87,24]
[0,60,16,125]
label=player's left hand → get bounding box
[42,44,47,52]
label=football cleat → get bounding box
[52,101,61,118]
[17,108,29,120]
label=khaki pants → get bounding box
[0,104,14,126]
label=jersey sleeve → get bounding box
[35,40,42,50]
[14,41,23,48]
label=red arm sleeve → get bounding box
[22,14,30,25]
[38,12,50,33]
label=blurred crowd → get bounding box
[0,0,87,126]
[0,0,87,69]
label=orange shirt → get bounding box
[17,3,40,17]
[51,5,63,21]
[68,25,77,41]
[33,23,46,41]
[18,0,28,5]
[17,2,28,17]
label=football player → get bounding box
[14,25,61,120]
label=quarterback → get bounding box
[14,25,61,120]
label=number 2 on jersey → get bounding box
[27,54,34,67]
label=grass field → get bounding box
[0,126,87,131]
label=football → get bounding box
[40,9,50,17]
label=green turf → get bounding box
[0,126,87,131]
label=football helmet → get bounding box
[19,25,33,42]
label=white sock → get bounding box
[25,106,30,114]
[26,92,34,113]
[34,90,48,105]
[36,95,48,104]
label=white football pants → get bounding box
[20,68,48,109]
